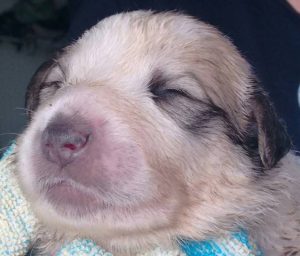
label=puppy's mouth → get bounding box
[43,179,101,213]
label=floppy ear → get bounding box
[25,59,57,119]
[25,49,65,119]
[195,61,291,169]
[189,26,291,170]
[247,89,291,170]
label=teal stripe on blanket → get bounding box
[1,145,14,160]
[180,230,263,256]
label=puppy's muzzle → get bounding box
[42,115,91,166]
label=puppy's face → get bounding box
[17,11,290,247]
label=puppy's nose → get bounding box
[41,117,90,166]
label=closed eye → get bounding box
[151,87,191,99]
[39,81,64,103]
[42,81,63,90]
[39,80,64,95]
[148,71,201,101]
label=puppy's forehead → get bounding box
[59,11,214,87]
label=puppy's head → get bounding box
[17,11,290,249]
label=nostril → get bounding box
[61,133,89,151]
[63,143,78,151]
[41,117,91,166]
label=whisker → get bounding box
[0,145,10,153]
[0,144,16,155]
[0,132,20,136]
[18,113,29,117]
[16,107,33,113]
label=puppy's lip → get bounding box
[45,180,100,210]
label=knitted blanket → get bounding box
[0,145,263,256]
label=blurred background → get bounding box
[0,0,69,151]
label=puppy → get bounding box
[16,11,300,255]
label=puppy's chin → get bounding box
[41,180,102,216]
[30,176,183,244]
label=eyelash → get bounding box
[41,81,63,91]
[151,87,190,99]
[49,81,63,89]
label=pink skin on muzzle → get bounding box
[31,110,151,216]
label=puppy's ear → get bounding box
[25,58,57,119]
[190,27,291,169]
[25,51,64,119]
[247,89,291,170]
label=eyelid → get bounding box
[152,85,193,100]
[164,87,190,97]
[40,81,63,92]
[149,73,206,100]
[51,81,64,89]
